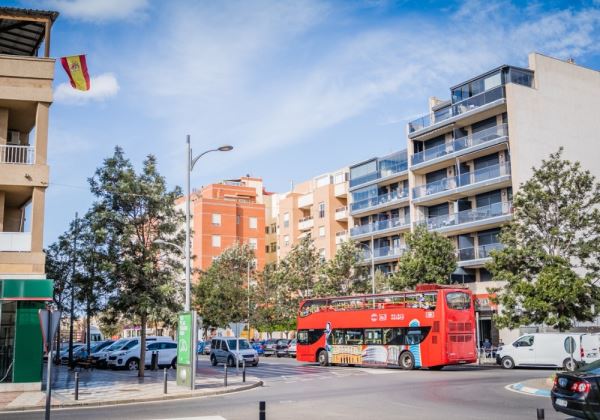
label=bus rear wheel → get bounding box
[317,350,329,367]
[399,351,415,370]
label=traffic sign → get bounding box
[38,309,61,353]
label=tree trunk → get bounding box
[139,313,147,377]
[86,304,91,355]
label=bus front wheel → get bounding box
[317,350,329,367]
[399,351,415,370]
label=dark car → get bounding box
[551,359,600,418]
[275,339,292,358]
[263,339,278,357]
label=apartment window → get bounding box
[284,235,290,246]
[318,202,325,218]
[249,217,258,229]
[319,248,326,260]
[212,213,221,226]
[270,242,277,252]
[319,226,325,237]
[271,223,276,233]
[283,213,289,228]
[334,172,346,184]
[236,215,241,225]
[265,245,270,253]
[249,238,258,250]
[212,235,221,248]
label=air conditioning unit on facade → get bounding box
[7,130,20,145]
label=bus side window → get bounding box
[384,328,403,345]
[345,329,363,345]
[333,330,345,345]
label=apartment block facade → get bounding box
[0,8,58,390]
[272,169,349,263]
[349,53,600,344]
[182,177,267,274]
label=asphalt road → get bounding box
[3,356,571,420]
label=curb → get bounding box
[0,380,263,412]
[506,382,551,398]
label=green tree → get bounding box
[251,263,281,337]
[73,213,109,355]
[489,148,600,331]
[89,147,184,376]
[194,243,255,330]
[389,225,457,290]
[314,240,368,297]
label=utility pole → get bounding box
[68,213,79,369]
[247,261,251,340]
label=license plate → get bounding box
[556,398,568,408]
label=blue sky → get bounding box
[10,0,600,245]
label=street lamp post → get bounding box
[185,136,233,311]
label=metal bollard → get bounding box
[224,365,228,387]
[151,351,158,371]
[243,359,246,383]
[259,401,266,420]
[163,368,168,394]
[536,408,544,419]
[74,371,79,401]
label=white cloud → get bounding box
[118,0,600,182]
[54,73,119,104]
[42,0,148,22]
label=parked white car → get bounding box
[107,336,174,370]
[496,333,585,371]
[92,338,129,368]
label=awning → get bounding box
[0,279,53,301]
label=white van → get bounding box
[581,333,600,364]
[496,333,585,371]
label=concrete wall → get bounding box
[507,53,600,189]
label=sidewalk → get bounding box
[506,377,553,397]
[0,364,262,411]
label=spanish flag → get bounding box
[60,55,90,91]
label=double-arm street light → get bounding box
[184,136,233,311]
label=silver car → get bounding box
[210,337,259,367]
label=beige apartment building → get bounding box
[271,169,349,263]
[349,53,600,345]
[0,7,58,389]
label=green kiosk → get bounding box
[0,279,53,389]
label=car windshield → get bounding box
[90,342,108,352]
[104,339,128,352]
[578,359,600,374]
[227,339,251,350]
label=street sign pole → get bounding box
[39,309,60,420]
[44,313,52,420]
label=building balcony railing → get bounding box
[408,85,505,134]
[417,201,513,231]
[350,189,409,214]
[0,145,35,164]
[457,243,504,262]
[334,183,347,197]
[350,216,410,237]
[335,206,348,221]
[360,246,406,261]
[349,161,408,189]
[298,216,314,231]
[412,161,511,199]
[335,231,348,244]
[0,232,31,251]
[411,124,508,166]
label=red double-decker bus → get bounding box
[296,284,476,370]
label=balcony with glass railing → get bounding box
[412,161,511,201]
[349,159,408,189]
[350,215,411,238]
[408,85,505,134]
[350,189,409,215]
[360,246,406,263]
[335,206,348,221]
[411,124,508,167]
[0,145,35,164]
[417,201,512,232]
[458,243,504,263]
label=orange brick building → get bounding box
[181,177,267,274]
